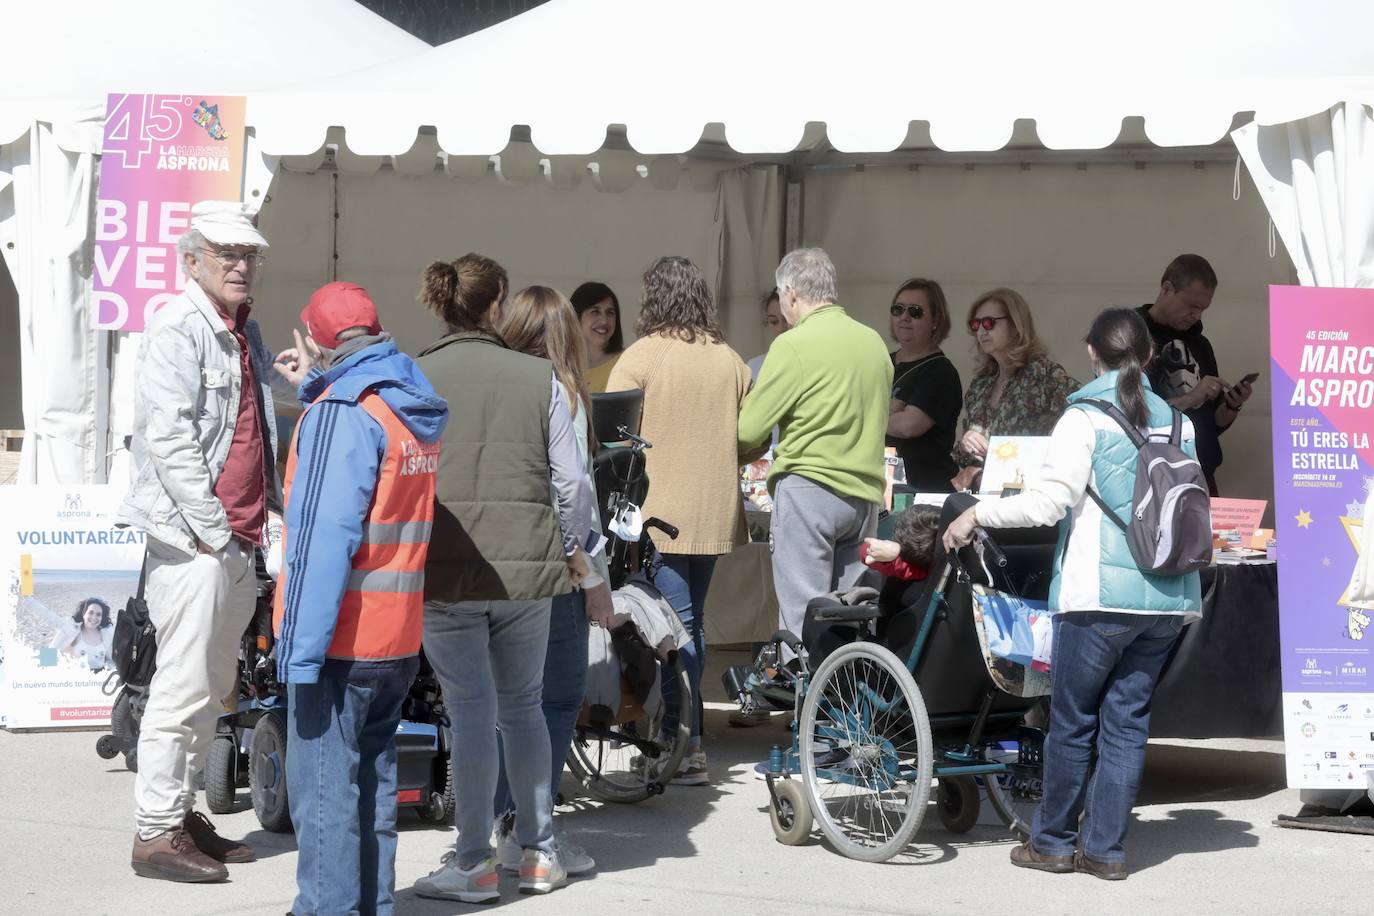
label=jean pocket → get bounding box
[1089,618,1134,639]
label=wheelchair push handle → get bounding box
[645,517,679,540]
[974,527,1008,568]
[617,426,653,450]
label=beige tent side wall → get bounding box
[253,165,778,366]
[804,162,1293,509]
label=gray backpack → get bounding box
[1080,398,1212,576]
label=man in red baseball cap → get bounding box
[275,280,449,915]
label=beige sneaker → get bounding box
[671,750,709,786]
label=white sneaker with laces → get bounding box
[518,847,568,895]
[413,852,500,903]
[554,836,596,875]
[671,750,710,786]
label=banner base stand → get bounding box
[1275,805,1374,836]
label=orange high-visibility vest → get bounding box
[273,387,439,662]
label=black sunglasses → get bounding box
[890,304,925,320]
[969,316,1010,333]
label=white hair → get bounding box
[176,228,206,279]
[775,248,838,306]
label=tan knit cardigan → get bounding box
[606,334,752,555]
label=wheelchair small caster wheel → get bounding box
[937,776,980,834]
[770,778,812,845]
[648,781,666,796]
[96,735,119,760]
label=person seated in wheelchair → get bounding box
[800,502,944,668]
[860,503,942,582]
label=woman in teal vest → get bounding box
[944,307,1202,881]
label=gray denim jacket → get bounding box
[116,281,282,556]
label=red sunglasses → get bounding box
[968,316,1009,333]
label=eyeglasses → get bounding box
[968,316,1009,333]
[890,304,926,320]
[201,248,265,268]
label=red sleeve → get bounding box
[861,543,929,582]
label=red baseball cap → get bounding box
[300,282,382,346]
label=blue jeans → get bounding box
[653,553,717,742]
[1032,612,1184,864]
[494,589,589,816]
[423,598,554,868]
[287,663,415,916]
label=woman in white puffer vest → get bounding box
[944,307,1202,882]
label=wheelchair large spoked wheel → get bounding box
[566,654,692,804]
[800,642,932,862]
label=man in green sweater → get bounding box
[738,247,893,657]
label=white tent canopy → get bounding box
[0,0,426,151]
[0,1,426,483]
[248,0,1374,159]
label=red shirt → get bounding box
[212,303,267,546]
[859,542,929,582]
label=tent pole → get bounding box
[783,165,803,254]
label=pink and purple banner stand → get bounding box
[92,93,246,332]
[1269,285,1374,790]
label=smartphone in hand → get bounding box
[1239,371,1260,386]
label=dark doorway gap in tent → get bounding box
[355,0,551,45]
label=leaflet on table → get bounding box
[978,436,1051,496]
[0,486,145,728]
[1268,285,1374,790]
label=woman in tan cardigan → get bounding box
[606,255,753,786]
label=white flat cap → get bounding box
[190,200,269,249]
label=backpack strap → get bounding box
[1169,406,1183,447]
[1077,398,1147,449]
[1074,398,1133,532]
[135,549,149,600]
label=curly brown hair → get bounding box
[418,252,508,333]
[635,256,723,344]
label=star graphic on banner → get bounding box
[1348,500,1366,519]
[1323,557,1332,567]
[1295,509,1314,529]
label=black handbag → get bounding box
[111,554,157,687]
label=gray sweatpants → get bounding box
[770,474,880,659]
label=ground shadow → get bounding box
[1137,743,1286,806]
[1127,808,1259,873]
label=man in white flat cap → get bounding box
[117,200,311,882]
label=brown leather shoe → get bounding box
[1075,850,1128,881]
[1009,840,1075,873]
[131,827,229,882]
[184,810,256,863]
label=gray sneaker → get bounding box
[555,836,596,875]
[518,848,568,895]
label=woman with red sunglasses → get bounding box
[951,288,1078,491]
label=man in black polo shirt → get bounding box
[1137,254,1254,495]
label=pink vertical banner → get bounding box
[92,93,246,332]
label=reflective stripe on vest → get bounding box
[274,386,438,663]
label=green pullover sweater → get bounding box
[738,304,893,504]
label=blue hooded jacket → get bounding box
[276,339,448,684]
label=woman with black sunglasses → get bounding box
[885,278,963,493]
[951,287,1078,491]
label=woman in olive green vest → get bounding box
[412,253,601,900]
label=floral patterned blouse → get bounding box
[953,353,1079,467]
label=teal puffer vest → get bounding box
[1048,371,1203,617]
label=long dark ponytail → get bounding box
[1085,308,1153,428]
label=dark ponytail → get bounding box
[419,253,508,333]
[1085,308,1153,429]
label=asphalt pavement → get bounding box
[1,648,1370,915]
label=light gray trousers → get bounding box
[769,474,879,658]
